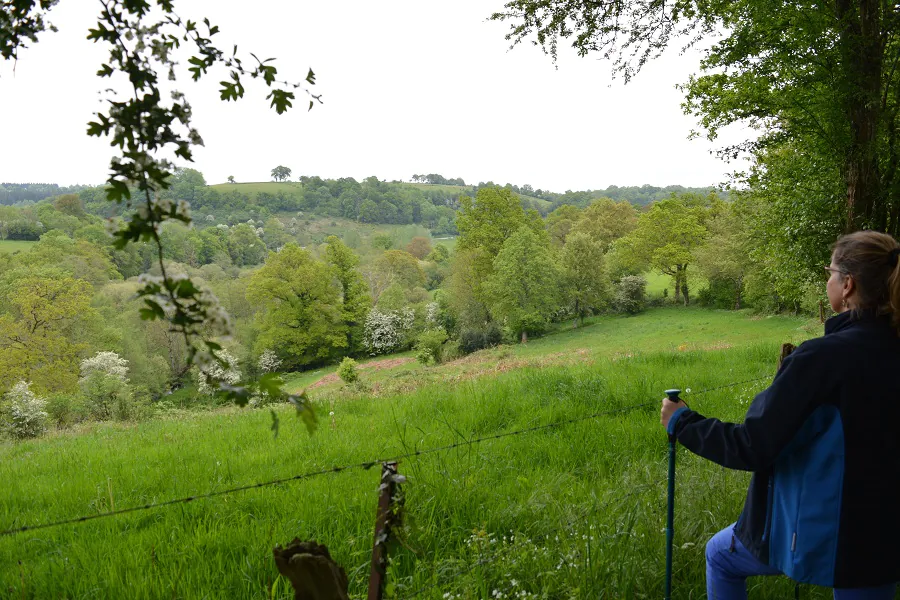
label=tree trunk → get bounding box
[836,0,883,231]
[521,330,528,344]
[679,265,689,306]
[734,278,742,310]
[673,272,681,304]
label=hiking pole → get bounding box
[664,388,681,600]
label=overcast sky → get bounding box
[0,1,749,192]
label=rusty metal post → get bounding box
[367,462,400,600]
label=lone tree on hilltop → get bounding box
[227,175,235,184]
[271,165,292,182]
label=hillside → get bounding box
[0,307,817,598]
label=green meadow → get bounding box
[2,308,837,599]
[0,239,36,254]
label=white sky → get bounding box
[0,0,749,192]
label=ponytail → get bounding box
[888,248,900,333]
[832,231,900,335]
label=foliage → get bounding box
[247,244,346,368]
[560,232,610,325]
[458,325,503,354]
[492,0,900,291]
[79,372,136,421]
[615,197,708,305]
[485,226,560,342]
[2,0,319,418]
[324,235,371,354]
[336,357,359,384]
[570,198,638,251]
[257,349,282,374]
[415,328,448,365]
[405,236,432,260]
[363,307,414,355]
[612,275,647,315]
[0,271,94,394]
[80,351,129,381]
[194,350,240,396]
[2,381,48,439]
[271,166,292,182]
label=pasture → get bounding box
[1,308,832,599]
[0,239,36,254]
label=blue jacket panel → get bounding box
[669,310,900,587]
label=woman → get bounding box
[661,231,900,599]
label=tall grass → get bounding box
[1,337,833,598]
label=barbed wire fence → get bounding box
[1,374,771,598]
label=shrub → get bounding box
[416,328,448,365]
[440,340,463,363]
[458,325,502,354]
[80,351,129,381]
[195,350,241,395]
[45,394,77,428]
[416,347,436,366]
[257,349,282,373]
[363,308,414,355]
[79,372,135,421]
[3,381,48,439]
[337,357,359,384]
[612,275,647,315]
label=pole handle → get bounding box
[664,389,681,403]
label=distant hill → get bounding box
[0,183,90,205]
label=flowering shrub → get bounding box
[80,351,129,381]
[195,350,241,395]
[363,307,415,355]
[257,349,282,373]
[3,381,48,439]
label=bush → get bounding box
[194,350,241,395]
[45,394,77,428]
[79,373,136,421]
[698,277,744,310]
[363,308,414,355]
[80,351,129,381]
[337,357,359,384]
[257,349,283,373]
[459,324,502,354]
[3,382,48,439]
[415,328,448,365]
[612,275,647,315]
[440,340,463,363]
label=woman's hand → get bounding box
[660,398,688,429]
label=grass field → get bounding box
[0,239,36,254]
[1,308,828,599]
[209,181,304,198]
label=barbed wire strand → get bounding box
[0,374,771,539]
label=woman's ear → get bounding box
[843,273,856,298]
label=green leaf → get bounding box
[270,409,279,439]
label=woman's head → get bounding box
[828,231,900,327]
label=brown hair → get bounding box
[832,231,900,333]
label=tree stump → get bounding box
[273,539,349,600]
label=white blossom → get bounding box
[363,308,414,355]
[80,351,129,382]
[4,381,47,439]
[195,350,241,395]
[257,349,282,373]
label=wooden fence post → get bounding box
[367,462,403,600]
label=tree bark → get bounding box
[521,330,528,344]
[837,0,883,231]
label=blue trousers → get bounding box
[706,524,897,599]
